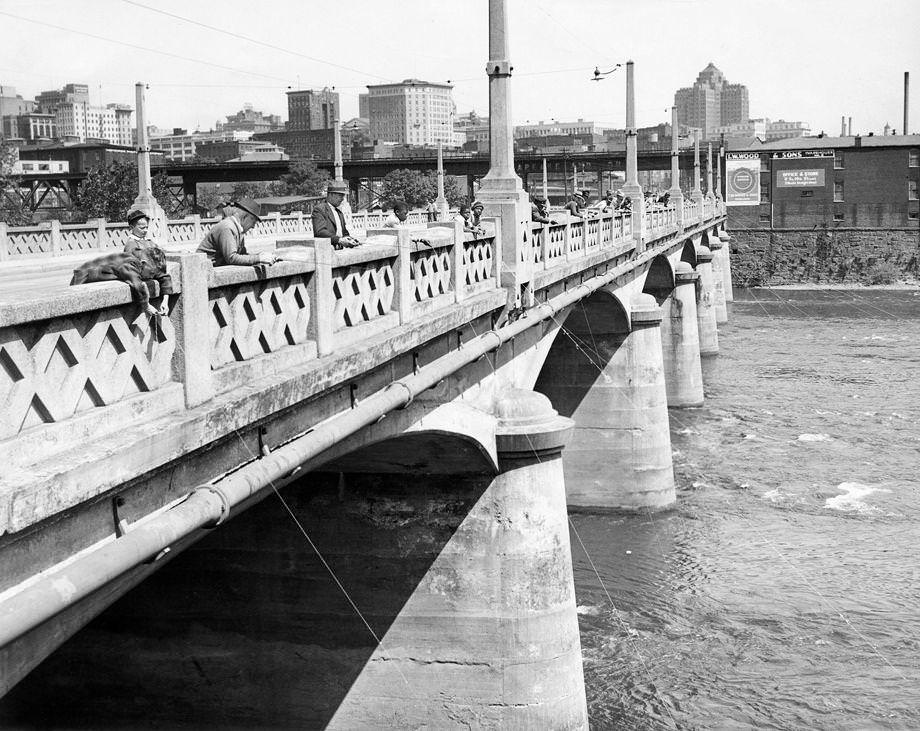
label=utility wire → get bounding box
[118,0,394,82]
[0,10,291,85]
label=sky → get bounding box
[1,0,919,137]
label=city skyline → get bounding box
[1,0,918,138]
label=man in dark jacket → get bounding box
[312,181,361,248]
[531,196,556,224]
[197,198,277,266]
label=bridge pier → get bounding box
[708,237,728,323]
[719,230,734,302]
[537,292,676,512]
[695,246,720,356]
[660,262,704,407]
[327,389,587,729]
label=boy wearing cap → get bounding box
[197,198,278,266]
[313,181,361,248]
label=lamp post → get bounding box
[619,60,644,247]
[435,134,449,220]
[668,105,684,225]
[691,129,704,207]
[477,0,532,299]
[132,82,167,239]
[706,141,714,199]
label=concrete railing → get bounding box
[0,220,501,447]
[0,209,434,261]
[528,210,634,269]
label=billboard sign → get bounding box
[726,153,760,206]
[776,169,826,187]
[771,150,834,159]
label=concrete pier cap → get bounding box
[696,245,713,263]
[707,237,723,251]
[630,291,663,326]
[494,388,574,457]
[718,231,731,242]
[674,260,699,283]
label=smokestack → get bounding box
[848,117,853,136]
[841,116,846,136]
[904,71,910,135]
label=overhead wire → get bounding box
[116,0,394,82]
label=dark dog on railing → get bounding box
[69,247,174,315]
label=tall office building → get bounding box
[367,79,459,146]
[674,63,749,140]
[286,88,339,131]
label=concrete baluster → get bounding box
[272,212,282,236]
[170,252,214,408]
[310,238,335,356]
[708,237,728,323]
[660,262,704,407]
[695,246,719,355]
[719,230,734,302]
[0,222,7,261]
[191,214,201,243]
[49,220,61,256]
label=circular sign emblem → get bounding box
[730,167,756,194]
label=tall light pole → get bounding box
[619,60,644,246]
[477,0,532,299]
[691,129,704,207]
[542,156,548,201]
[706,141,714,199]
[435,132,449,220]
[132,82,167,238]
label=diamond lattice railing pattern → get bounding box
[0,304,174,439]
[209,275,313,368]
[331,260,395,329]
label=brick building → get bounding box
[727,135,920,285]
[286,88,338,131]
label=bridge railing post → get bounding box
[170,252,215,408]
[191,214,202,243]
[487,216,502,284]
[309,238,335,356]
[49,220,61,256]
[89,218,106,249]
[394,227,414,323]
[563,218,571,262]
[428,219,466,303]
[0,222,7,261]
[272,212,282,236]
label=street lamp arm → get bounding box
[591,64,622,81]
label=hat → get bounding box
[471,200,484,210]
[573,192,584,200]
[234,198,263,221]
[326,180,349,195]
[533,195,546,203]
[127,208,148,225]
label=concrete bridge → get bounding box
[1,4,732,727]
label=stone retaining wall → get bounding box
[730,228,920,286]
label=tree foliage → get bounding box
[271,160,328,197]
[0,139,30,226]
[381,169,463,208]
[74,161,173,221]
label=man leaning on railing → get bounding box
[196,199,278,267]
[312,181,361,249]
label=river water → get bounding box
[573,288,920,730]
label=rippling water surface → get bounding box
[572,289,920,730]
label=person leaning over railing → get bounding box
[383,200,409,228]
[531,196,558,224]
[122,208,173,313]
[196,198,278,267]
[312,180,361,249]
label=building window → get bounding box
[910,150,919,167]
[759,213,770,223]
[909,209,919,220]
[834,181,845,202]
[910,180,919,200]
[833,212,844,221]
[834,151,844,169]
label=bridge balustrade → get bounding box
[0,209,435,261]
[0,222,502,444]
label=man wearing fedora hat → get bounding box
[197,198,278,267]
[312,181,361,249]
[531,195,556,224]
